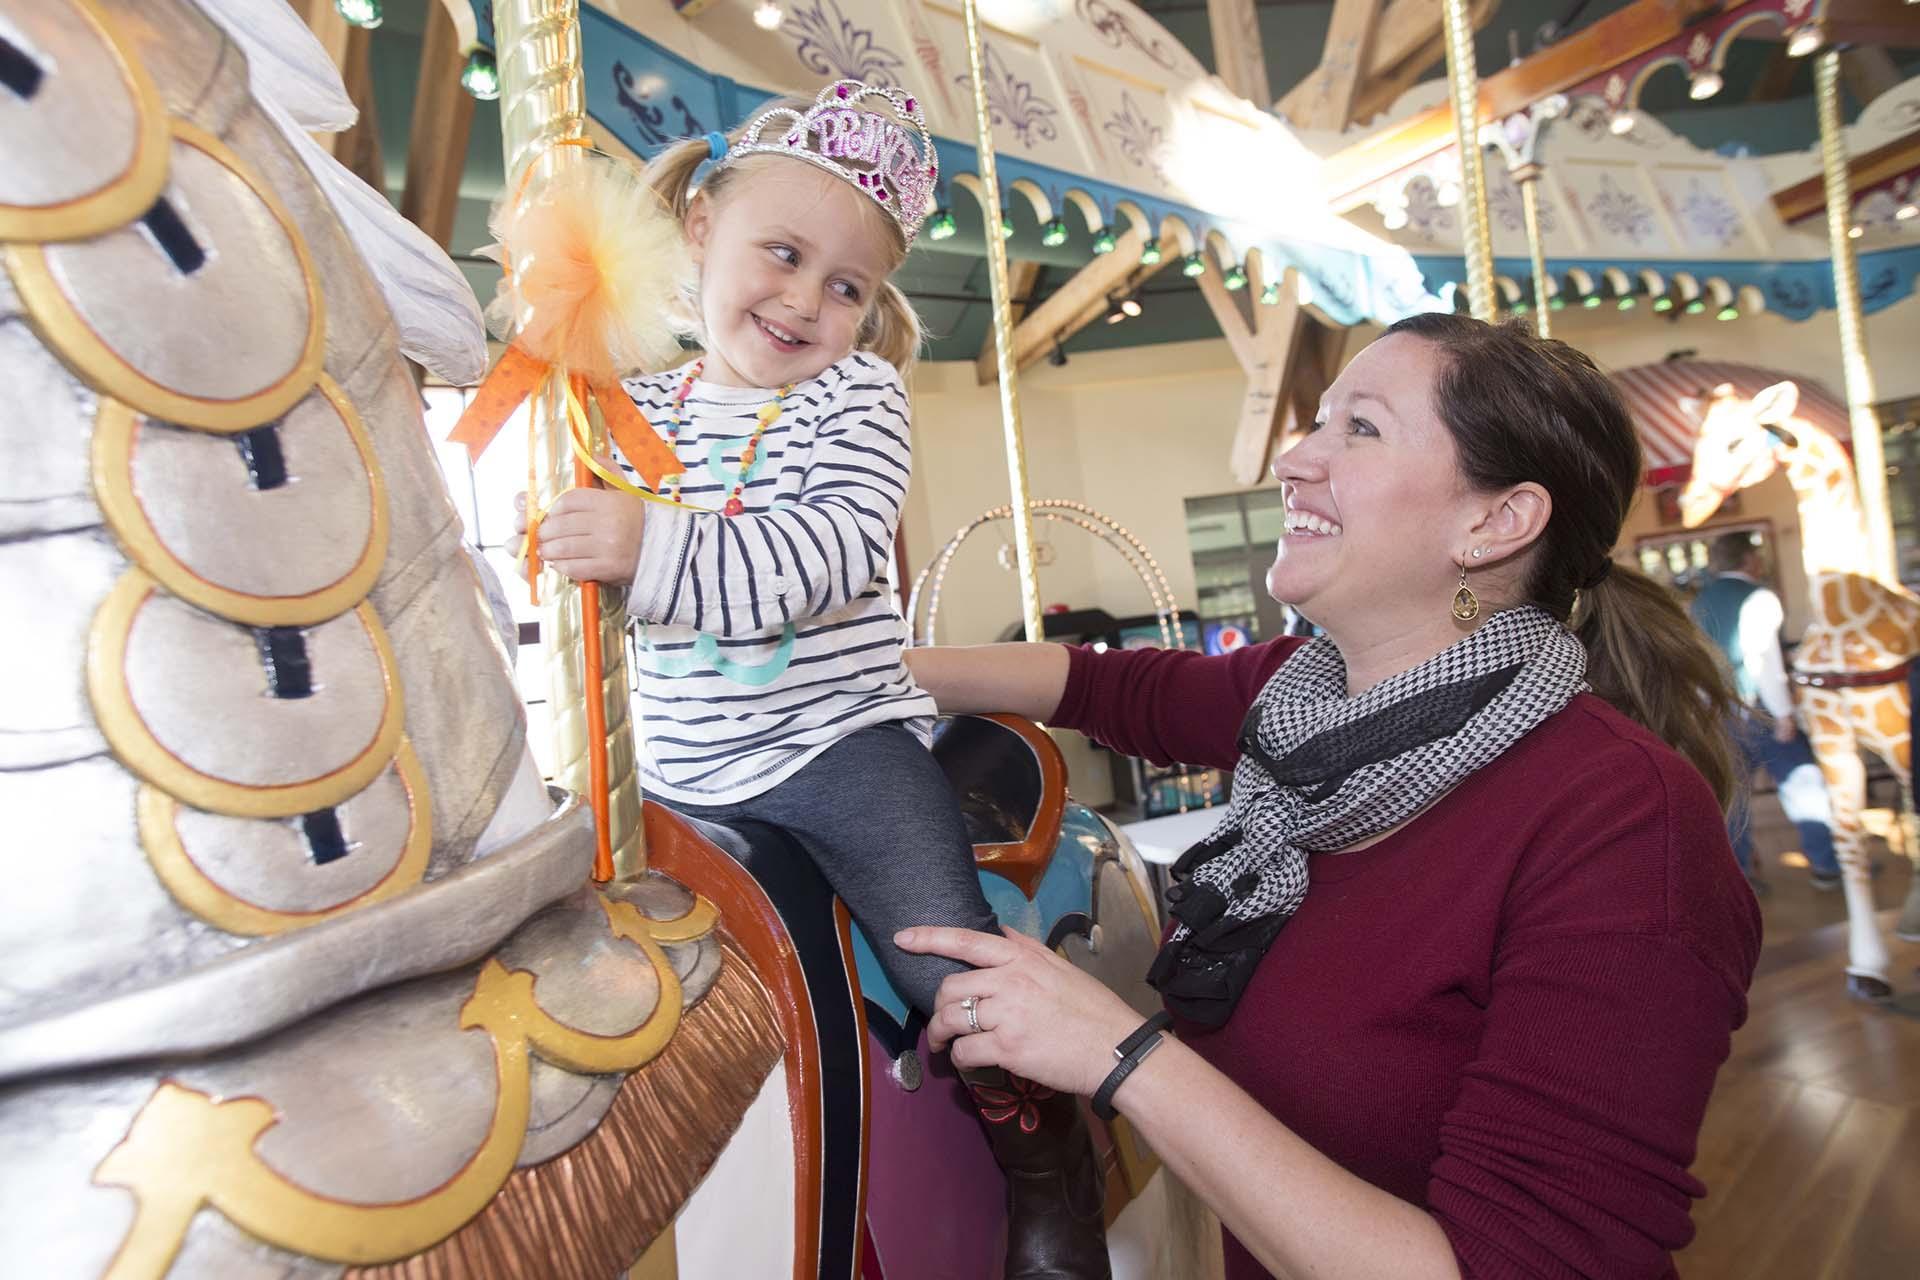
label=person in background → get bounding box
[1690,531,1844,890]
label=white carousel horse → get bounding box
[0,2,1190,1275]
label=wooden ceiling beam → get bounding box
[1197,259,1322,486]
[1208,0,1273,107]
[1792,0,1920,51]
[332,28,384,189]
[399,0,477,248]
[976,259,1045,385]
[1282,0,1387,131]
[984,227,1165,381]
[1278,0,1493,130]
[1772,127,1920,222]
[1321,0,1727,212]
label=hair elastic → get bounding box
[705,131,729,161]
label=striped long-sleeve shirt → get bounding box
[618,352,936,804]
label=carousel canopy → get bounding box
[1612,359,1850,483]
[1328,26,1920,323]
[450,0,1440,332]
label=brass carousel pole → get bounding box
[961,0,1045,643]
[1815,50,1898,584]
[494,0,645,877]
[1485,97,1566,339]
[1441,0,1496,322]
[1518,178,1550,336]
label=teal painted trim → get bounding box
[1411,246,1920,322]
[850,800,1108,1029]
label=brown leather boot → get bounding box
[958,1066,1113,1280]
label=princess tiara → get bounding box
[720,80,940,244]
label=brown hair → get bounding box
[1708,529,1759,574]
[639,109,924,374]
[1382,313,1739,810]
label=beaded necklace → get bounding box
[665,359,795,516]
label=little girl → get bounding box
[516,81,1109,1278]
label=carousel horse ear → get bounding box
[1750,380,1800,426]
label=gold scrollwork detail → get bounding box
[93,901,689,1278]
[87,568,405,819]
[136,739,432,937]
[91,378,390,628]
[0,0,170,242]
[4,119,325,432]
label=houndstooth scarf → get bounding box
[1147,607,1587,1027]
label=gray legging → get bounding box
[660,723,1000,1013]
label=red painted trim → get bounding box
[834,900,872,1280]
[969,713,1069,900]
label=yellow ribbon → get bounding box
[562,381,717,514]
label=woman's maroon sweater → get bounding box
[1054,638,1761,1279]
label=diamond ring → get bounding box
[962,994,981,1034]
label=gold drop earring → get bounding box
[1452,548,1482,621]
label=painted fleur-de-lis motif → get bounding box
[954,42,1060,148]
[783,0,906,87]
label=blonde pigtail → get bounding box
[860,280,924,375]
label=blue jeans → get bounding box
[1727,711,1842,876]
[661,723,999,1014]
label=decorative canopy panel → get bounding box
[1343,71,1920,323]
[461,0,1440,328]
[1611,359,1850,482]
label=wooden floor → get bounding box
[1678,806,1920,1280]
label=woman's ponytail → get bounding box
[1382,312,1741,813]
[1575,564,1741,812]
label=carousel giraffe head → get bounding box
[1677,380,1805,528]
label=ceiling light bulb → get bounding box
[1260,283,1281,305]
[1138,239,1163,266]
[1787,24,1824,58]
[460,49,499,101]
[1040,218,1068,248]
[1223,265,1247,292]
[926,209,956,241]
[1609,110,1635,136]
[753,1,784,31]
[1688,69,1723,101]
[336,0,382,28]
[1896,203,1918,221]
[1121,296,1142,318]
[1090,227,1117,255]
[1849,225,1865,239]
[1181,253,1207,279]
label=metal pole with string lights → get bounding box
[960,0,1046,643]
[1440,0,1496,322]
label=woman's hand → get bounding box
[513,487,647,586]
[897,925,1145,1096]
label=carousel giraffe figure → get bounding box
[1679,380,1920,1001]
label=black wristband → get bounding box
[1092,1011,1173,1122]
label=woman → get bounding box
[900,314,1762,1279]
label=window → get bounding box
[1878,395,1920,590]
[1634,522,1781,608]
[1183,488,1298,651]
[423,386,556,774]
